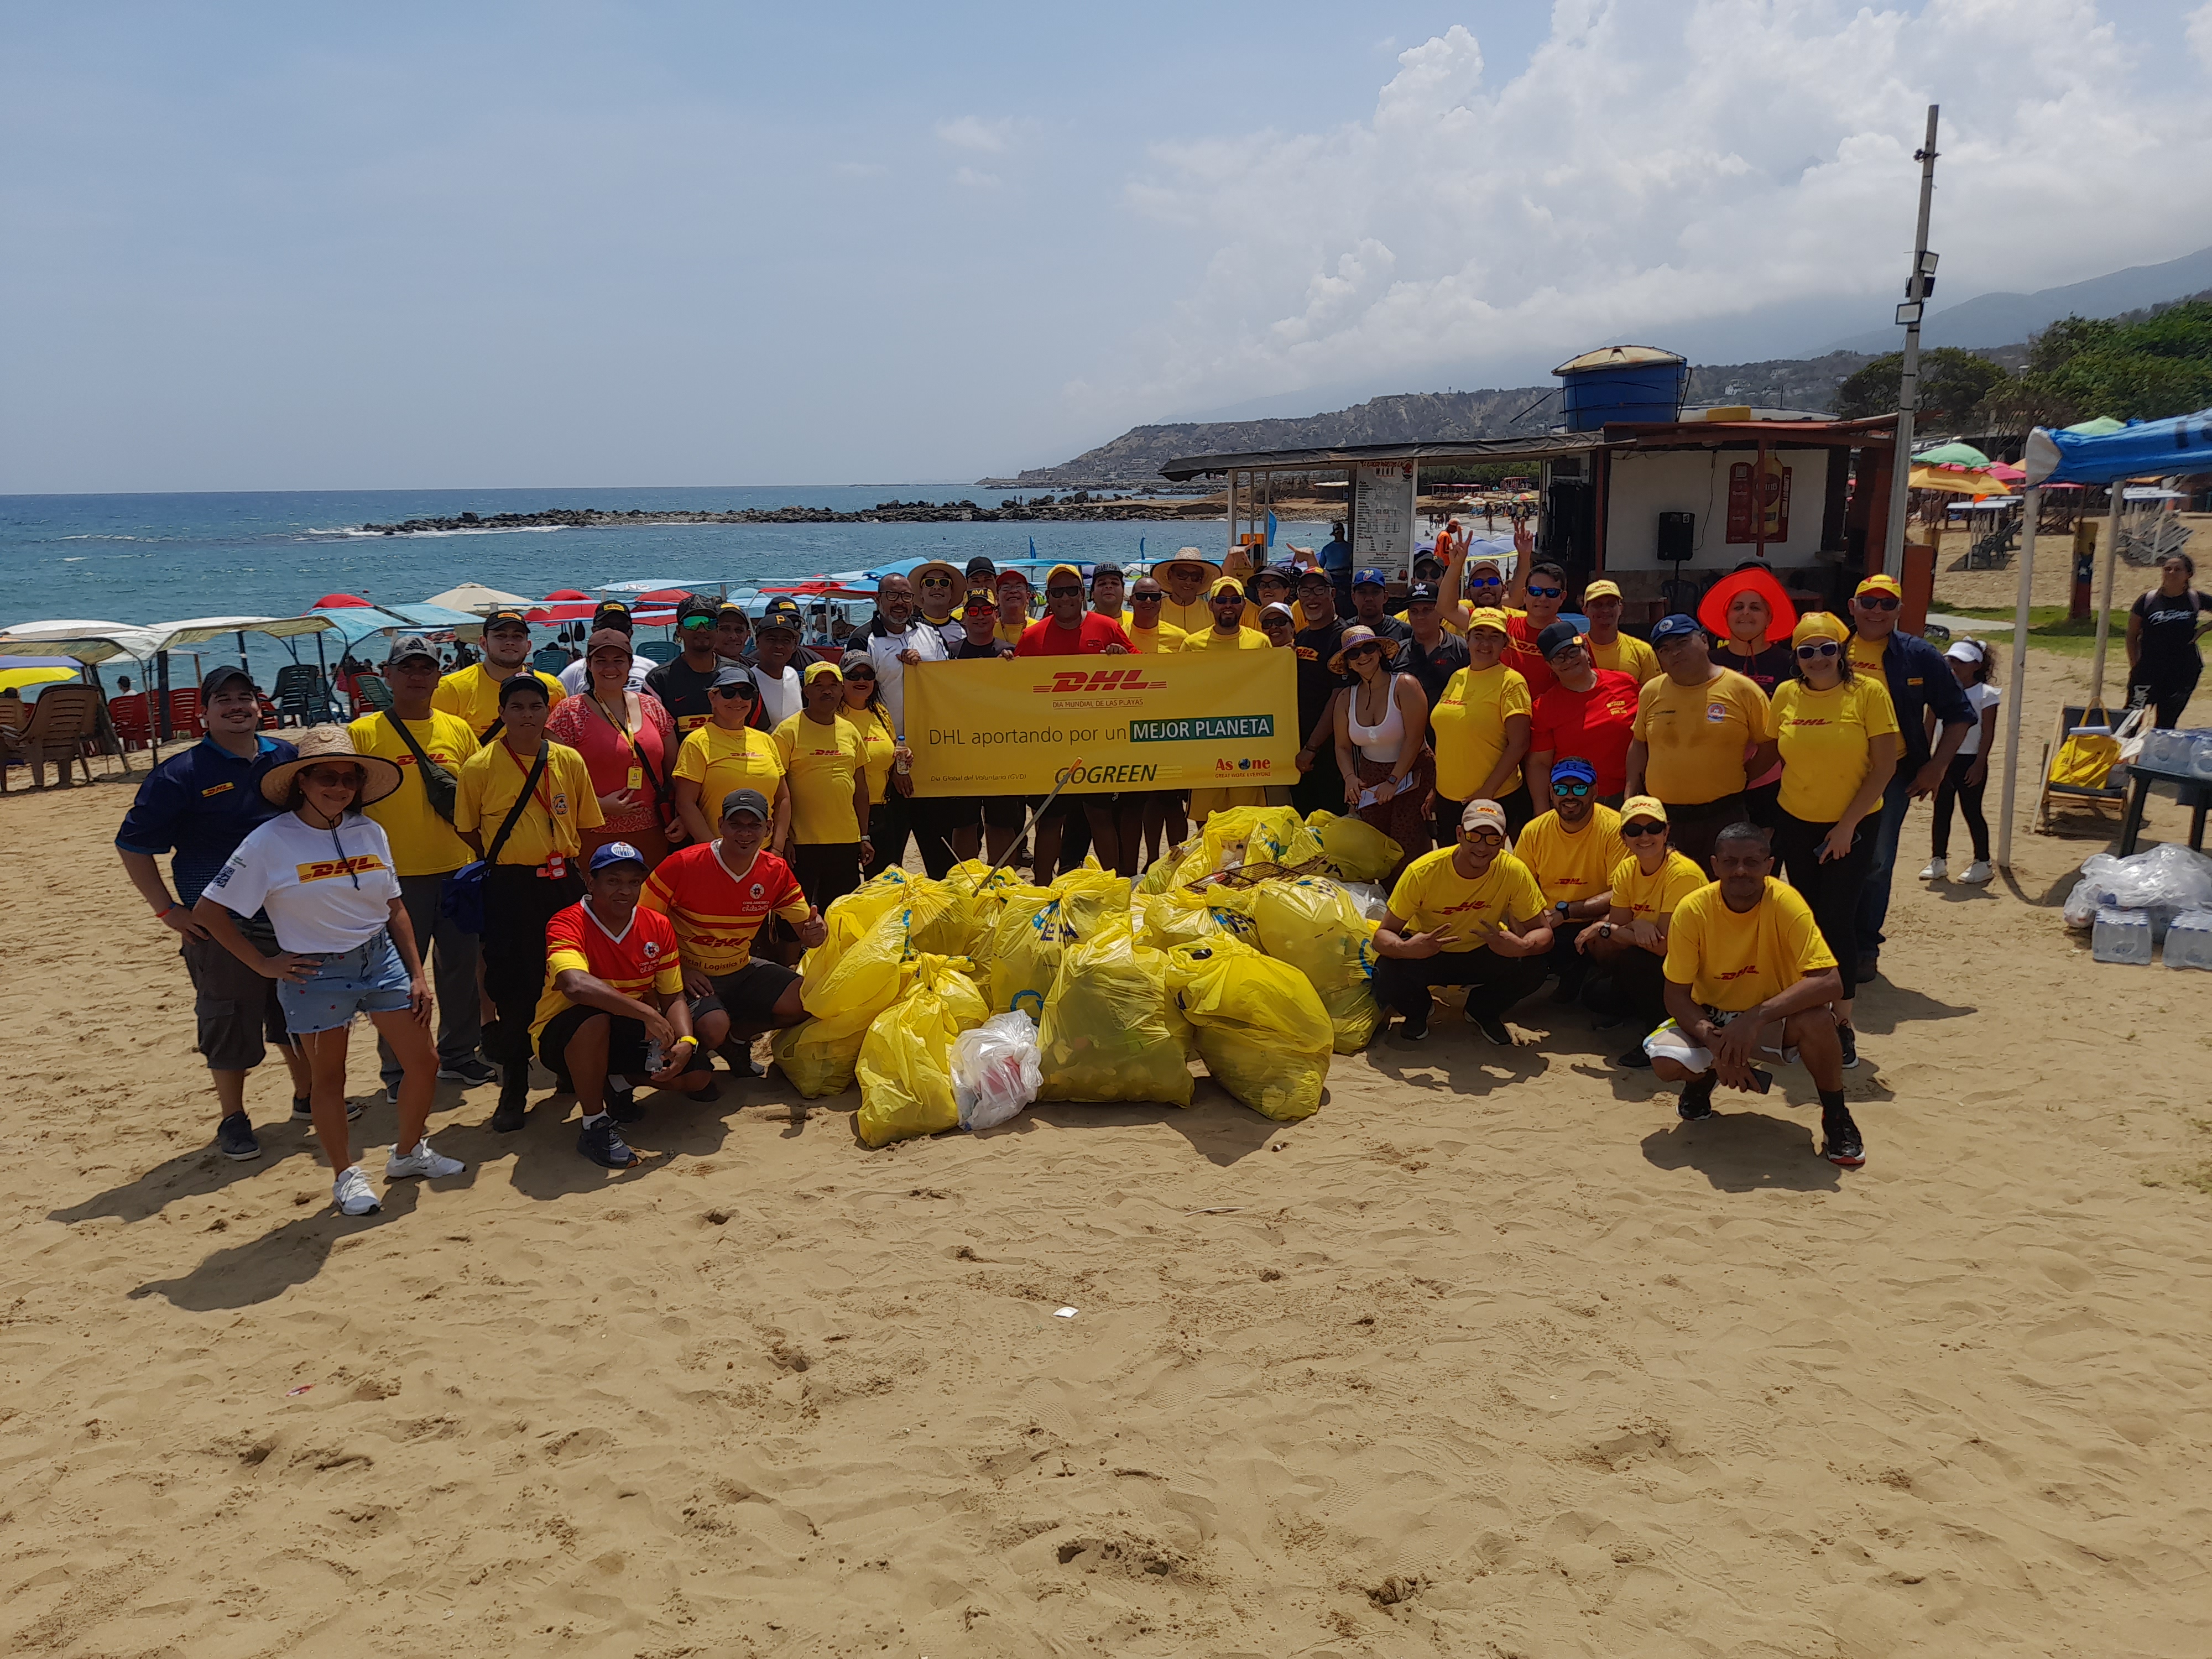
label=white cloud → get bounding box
[952,165,1001,189]
[2189,1,2212,65]
[936,114,1013,153]
[1108,1,2212,412]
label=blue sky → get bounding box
[4,1,2210,492]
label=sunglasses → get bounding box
[843,670,875,683]
[1046,586,1082,598]
[920,576,953,588]
[1347,643,1381,656]
[1262,616,1293,628]
[1131,593,1162,604]
[1525,585,1563,599]
[710,684,757,700]
[1467,575,1503,588]
[1856,594,1901,611]
[680,615,713,629]
[304,766,360,787]
[1623,820,1667,837]
[1795,641,1841,659]
[1462,827,1506,844]
[1553,779,1593,797]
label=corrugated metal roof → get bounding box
[1157,432,1603,482]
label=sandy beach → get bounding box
[4,642,2210,1658]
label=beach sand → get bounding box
[4,645,2210,1657]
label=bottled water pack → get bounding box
[2092,906,2153,964]
[2165,910,2212,971]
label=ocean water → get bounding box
[1,487,1322,691]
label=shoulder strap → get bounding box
[383,708,439,772]
[487,742,551,865]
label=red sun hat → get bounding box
[1697,565,1799,648]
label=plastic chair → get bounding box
[0,686,102,790]
[352,672,393,714]
[108,693,152,751]
[635,640,679,665]
[532,647,571,676]
[158,687,204,738]
[272,662,335,724]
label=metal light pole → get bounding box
[1881,103,1941,579]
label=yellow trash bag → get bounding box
[904,876,994,963]
[1050,866,1131,931]
[1197,805,1304,871]
[988,885,1070,1019]
[1037,931,1194,1106]
[1136,848,1184,896]
[855,954,990,1147]
[1250,878,1383,1053]
[776,904,915,1098]
[1305,810,1404,884]
[812,871,914,969]
[1138,889,1224,950]
[2049,726,2121,790]
[1167,937,1333,1121]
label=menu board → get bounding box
[1352,461,1417,570]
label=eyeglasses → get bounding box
[1462,827,1506,845]
[1046,586,1082,598]
[1525,585,1563,599]
[1856,594,1901,611]
[1622,820,1666,837]
[1467,575,1503,589]
[1795,641,1841,659]
[919,576,952,588]
[1553,779,1593,797]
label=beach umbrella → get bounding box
[423,581,531,613]
[1987,461,2027,484]
[314,592,374,608]
[0,655,81,695]
[2061,415,2126,437]
[544,588,592,601]
[1914,440,1991,468]
[1907,464,2008,497]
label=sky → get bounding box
[4,0,2211,493]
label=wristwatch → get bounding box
[1598,923,1613,940]
[1554,900,1572,921]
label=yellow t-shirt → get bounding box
[1157,595,1216,635]
[1178,626,1270,651]
[995,617,1030,650]
[672,723,786,822]
[1125,619,1187,654]
[1631,668,1770,806]
[1766,676,1900,823]
[1237,599,1313,630]
[1848,634,1886,679]
[1609,849,1706,927]
[773,713,867,844]
[839,704,898,800]
[430,664,566,739]
[1430,664,1532,802]
[347,709,481,876]
[1662,878,1838,1012]
[1512,805,1626,907]
[1589,632,1660,686]
[452,739,603,868]
[1386,848,1548,953]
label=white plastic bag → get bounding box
[2063,844,2212,937]
[1339,880,1391,922]
[952,1010,1044,1131]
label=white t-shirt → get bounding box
[749,662,805,727]
[1958,681,2001,757]
[865,623,948,738]
[206,811,403,953]
[558,653,654,696]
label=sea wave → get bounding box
[307,524,570,539]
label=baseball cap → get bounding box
[1619,795,1667,825]
[677,594,718,628]
[1089,561,1124,582]
[1536,620,1584,659]
[588,841,648,873]
[200,663,257,699]
[1945,638,1987,664]
[481,605,531,632]
[1259,602,1295,624]
[965,555,998,578]
[1295,565,1333,586]
[1463,607,1511,637]
[1210,577,1245,601]
[1405,582,1440,604]
[1412,555,1446,577]
[1550,756,1598,787]
[803,660,842,685]
[1459,799,1508,836]
[1792,611,1850,646]
[1854,573,1903,600]
[961,589,998,616]
[709,664,758,694]
[591,599,634,630]
[719,787,771,822]
[1045,563,1084,591]
[586,628,632,658]
[994,569,1031,593]
[384,633,440,669]
[759,597,804,632]
[1582,578,1622,602]
[1251,565,1293,589]
[1649,613,1703,645]
[1353,568,1387,589]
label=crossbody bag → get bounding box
[440,742,552,934]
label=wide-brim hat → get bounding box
[909,560,964,591]
[1697,565,1798,648]
[1159,547,1222,585]
[259,724,403,807]
[1329,624,1402,674]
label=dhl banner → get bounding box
[903,649,1301,796]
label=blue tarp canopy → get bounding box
[300,602,484,646]
[2023,406,2212,486]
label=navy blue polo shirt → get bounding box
[115,733,299,906]
[1856,628,1973,773]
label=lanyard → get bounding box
[505,740,553,817]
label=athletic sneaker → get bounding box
[437,1055,499,1086]
[293,1097,364,1123]
[1397,1010,1430,1043]
[1821,1106,1866,1167]
[1616,1045,1653,1070]
[1677,1079,1716,1122]
[1837,1025,1860,1070]
[216,1113,261,1161]
[719,1042,763,1078]
[385,1139,465,1180]
[332,1167,382,1215]
[382,1082,400,1106]
[1471,1010,1512,1045]
[1918,857,1947,881]
[1960,859,1992,885]
[577,1118,638,1168]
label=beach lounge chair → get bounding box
[0,686,102,791]
[2035,703,2131,834]
[352,672,393,714]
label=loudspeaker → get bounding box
[1656,512,1694,562]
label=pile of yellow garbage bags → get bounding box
[780,805,1401,1147]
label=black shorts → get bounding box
[688,959,800,1031]
[537,1003,711,1079]
[181,919,290,1071]
[981,794,1039,831]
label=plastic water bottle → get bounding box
[2166,910,2212,971]
[2139,729,2183,771]
[641,1038,663,1073]
[2092,906,2154,965]
[2190,731,2212,782]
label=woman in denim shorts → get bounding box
[195,726,463,1216]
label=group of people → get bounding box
[116,536,2017,1204]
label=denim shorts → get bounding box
[278,930,413,1036]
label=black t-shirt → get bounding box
[1402,632,1472,708]
[2132,587,2209,677]
[1353,612,1415,650]
[1710,640,1795,699]
[954,638,1010,660]
[1293,619,1353,741]
[644,655,722,734]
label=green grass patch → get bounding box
[1938,606,2135,659]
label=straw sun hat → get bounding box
[259,725,404,807]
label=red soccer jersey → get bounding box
[639,842,810,977]
[1503,613,1557,698]
[530,899,684,1040]
[1529,667,1641,797]
[1013,613,1133,656]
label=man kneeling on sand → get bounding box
[531,842,717,1169]
[1372,799,1554,1044]
[1642,821,1865,1167]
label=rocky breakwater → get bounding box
[358,495,1212,535]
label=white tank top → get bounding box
[1349,675,1406,762]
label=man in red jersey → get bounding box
[1014,563,1134,656]
[1525,620,1641,804]
[641,787,824,1076]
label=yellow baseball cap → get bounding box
[1792,611,1850,646]
[1582,578,1622,602]
[803,660,842,685]
[1619,795,1667,825]
[1463,607,1511,636]
[1210,576,1245,601]
[1045,563,1084,590]
[1854,573,1902,599]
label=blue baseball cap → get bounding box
[1353,568,1387,589]
[1649,613,1703,645]
[1550,756,1598,787]
[588,841,648,873]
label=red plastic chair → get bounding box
[108,693,152,750]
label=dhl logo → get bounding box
[1035,667,1166,695]
[295,854,387,882]
[1715,963,1761,979]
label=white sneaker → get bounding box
[1918,857,1947,881]
[332,1167,382,1216]
[385,1139,465,1181]
[1960,859,1993,885]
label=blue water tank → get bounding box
[1554,346,1689,432]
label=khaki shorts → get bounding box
[1643,1008,1798,1070]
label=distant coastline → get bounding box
[358,495,1214,535]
